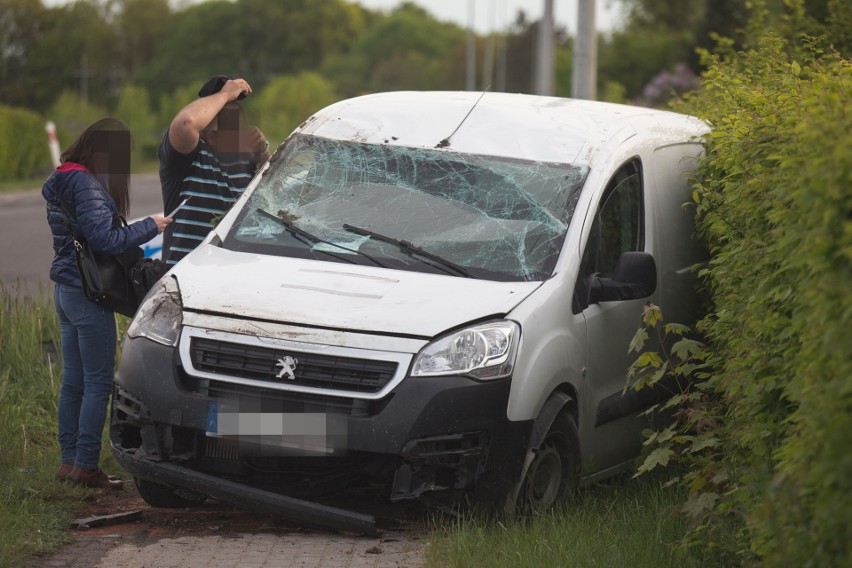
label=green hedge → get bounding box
[0,105,51,181]
[674,36,851,565]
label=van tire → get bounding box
[507,410,579,516]
[134,477,208,508]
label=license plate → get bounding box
[205,401,347,455]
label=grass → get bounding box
[0,284,125,568]
[425,471,713,567]
[0,176,45,193]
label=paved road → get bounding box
[26,486,427,568]
[0,172,164,298]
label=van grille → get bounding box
[189,337,398,393]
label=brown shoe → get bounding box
[55,462,74,481]
[67,467,124,490]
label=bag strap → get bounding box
[54,188,86,254]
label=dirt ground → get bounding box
[27,482,431,568]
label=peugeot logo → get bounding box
[274,355,298,380]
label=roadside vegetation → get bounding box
[426,473,706,568]
[0,286,126,568]
[0,286,78,567]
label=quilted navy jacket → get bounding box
[43,165,157,287]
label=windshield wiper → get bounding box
[257,209,388,268]
[342,224,472,278]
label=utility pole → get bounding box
[481,0,497,90]
[572,0,597,100]
[466,0,476,91]
[533,0,555,95]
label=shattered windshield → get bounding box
[223,134,588,282]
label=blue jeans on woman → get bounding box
[54,283,116,470]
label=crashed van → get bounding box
[111,92,708,532]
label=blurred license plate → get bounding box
[205,401,346,455]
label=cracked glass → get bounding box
[223,134,589,282]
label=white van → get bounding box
[111,92,708,533]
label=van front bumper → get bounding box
[111,334,533,505]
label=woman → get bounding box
[43,118,171,489]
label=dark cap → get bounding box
[198,75,247,100]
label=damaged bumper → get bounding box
[111,332,533,522]
[113,448,378,535]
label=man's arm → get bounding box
[168,78,253,154]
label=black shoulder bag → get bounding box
[57,192,144,317]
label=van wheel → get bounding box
[134,478,208,508]
[509,411,579,515]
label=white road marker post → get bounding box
[45,121,61,168]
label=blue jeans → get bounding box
[54,283,117,470]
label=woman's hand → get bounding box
[151,215,173,234]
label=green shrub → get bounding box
[252,72,340,147]
[114,83,160,164]
[639,32,852,566]
[47,91,109,154]
[0,105,51,181]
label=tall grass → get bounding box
[0,284,89,568]
[426,472,714,568]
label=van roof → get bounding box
[297,91,709,166]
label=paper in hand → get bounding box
[167,198,189,218]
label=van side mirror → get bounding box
[588,252,657,304]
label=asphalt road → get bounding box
[0,172,164,298]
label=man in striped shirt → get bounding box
[158,75,271,265]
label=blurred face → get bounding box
[90,130,130,177]
[205,105,255,154]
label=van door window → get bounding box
[574,160,643,312]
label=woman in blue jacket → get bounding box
[43,118,171,489]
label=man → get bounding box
[159,75,271,265]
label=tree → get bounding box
[322,2,466,96]
[114,0,172,82]
[236,0,364,84]
[0,0,48,108]
[138,0,246,98]
[25,0,120,110]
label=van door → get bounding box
[573,158,654,473]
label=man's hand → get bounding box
[245,126,269,156]
[220,79,252,103]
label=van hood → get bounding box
[173,244,541,338]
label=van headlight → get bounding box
[127,276,183,347]
[412,321,520,380]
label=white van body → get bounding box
[112,92,708,530]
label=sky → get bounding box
[353,0,625,34]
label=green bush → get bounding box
[252,72,340,148]
[114,83,160,163]
[651,34,852,566]
[0,105,51,181]
[47,91,108,154]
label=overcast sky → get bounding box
[354,0,625,34]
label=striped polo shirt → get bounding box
[158,134,257,265]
